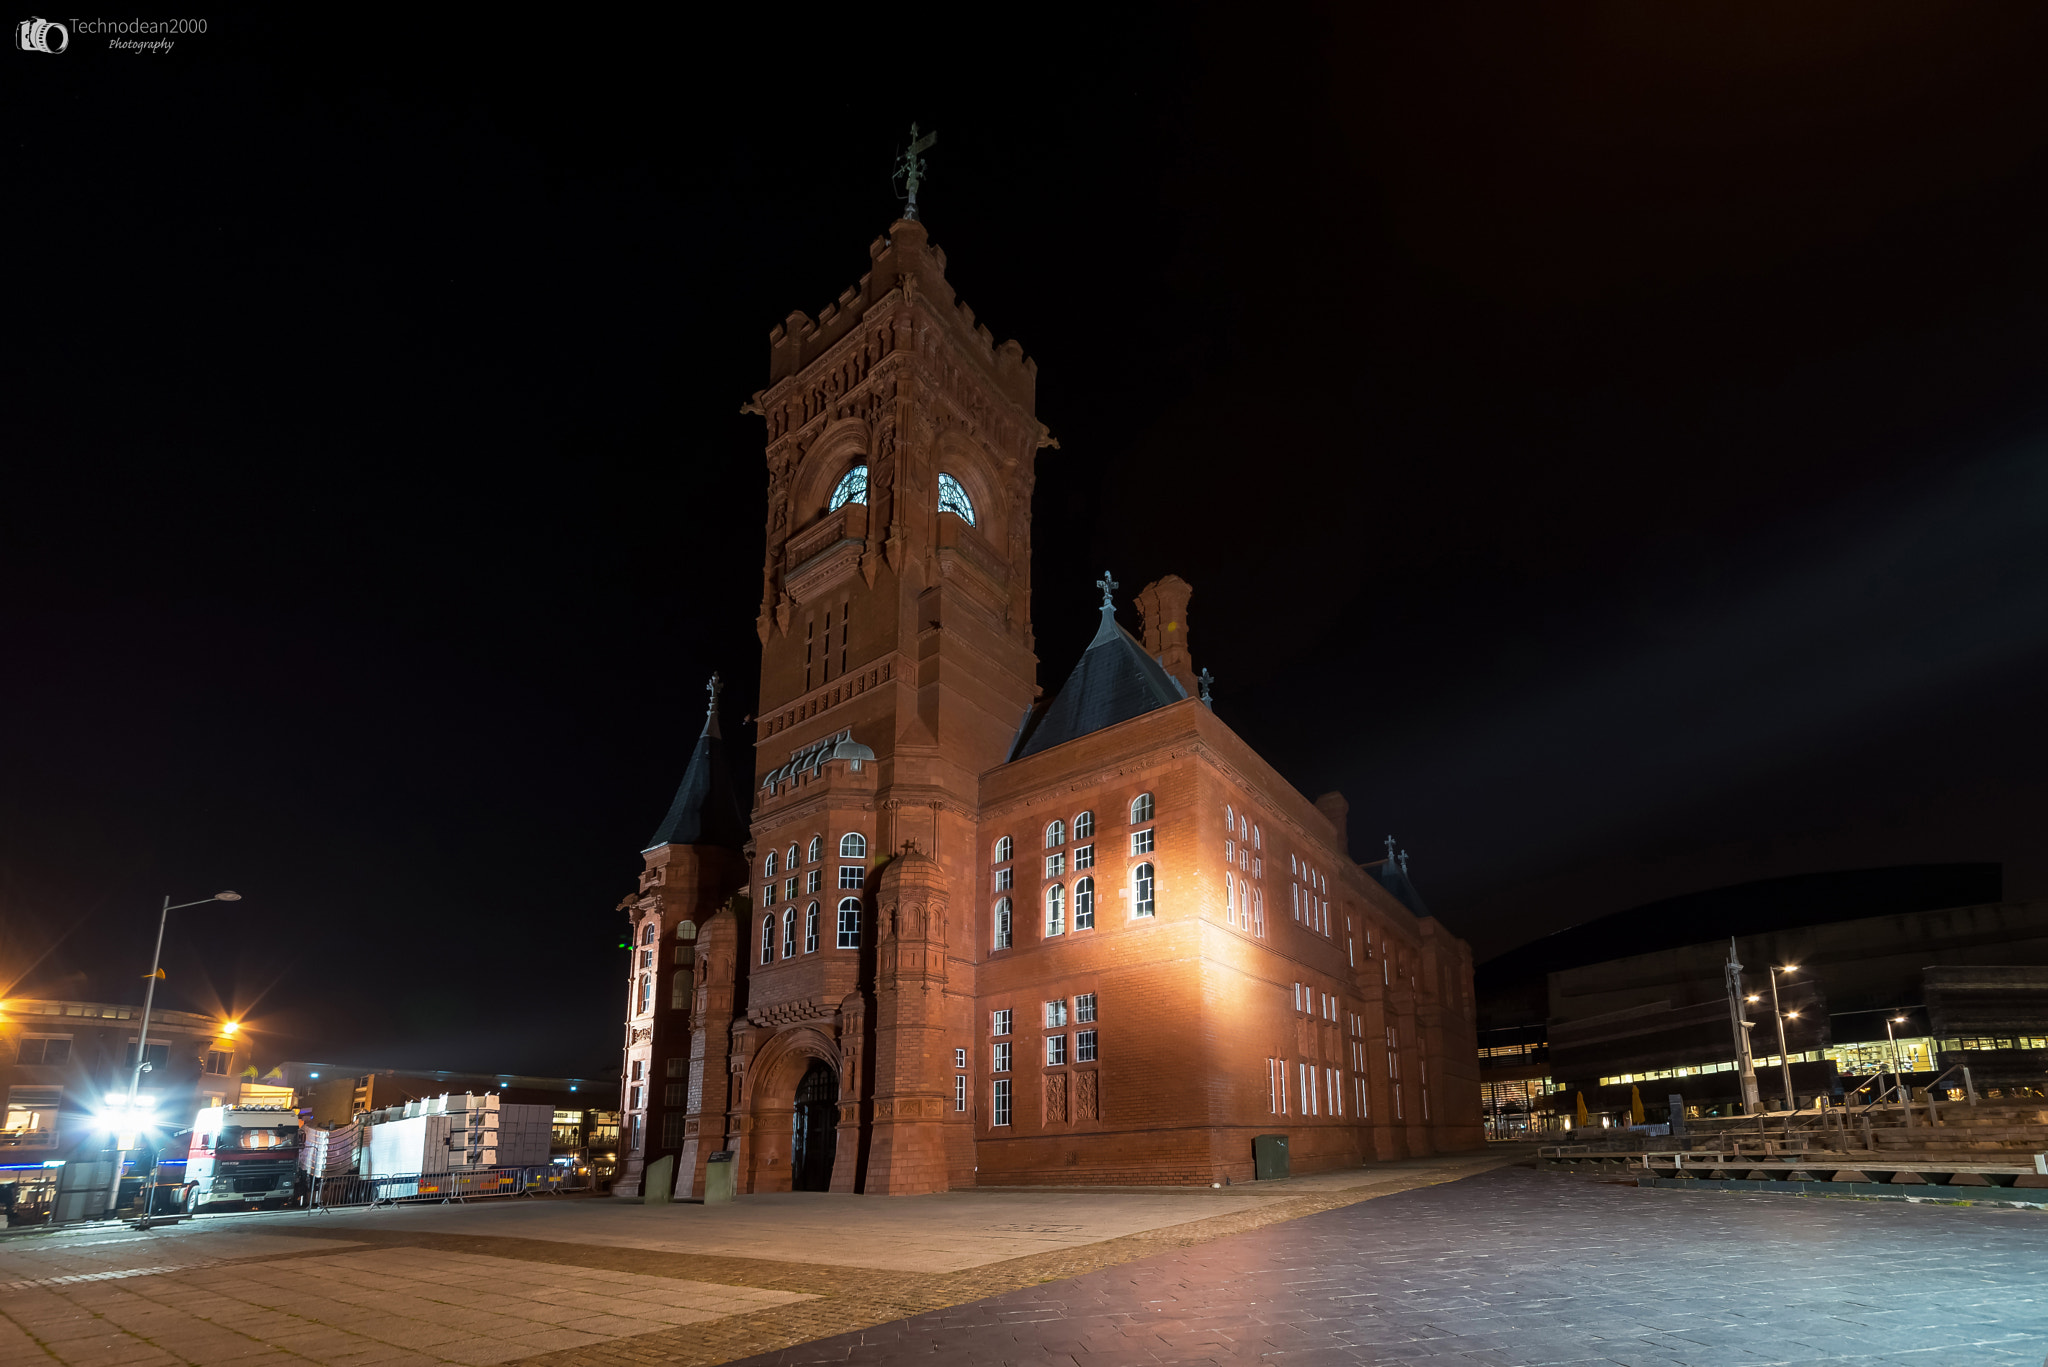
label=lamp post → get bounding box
[1884,1013,1910,1089]
[124,891,242,1114]
[1767,965,1799,1111]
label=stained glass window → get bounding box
[936,472,975,525]
[829,465,868,511]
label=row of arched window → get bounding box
[830,465,979,528]
[992,864,1154,949]
[1223,804,1264,936]
[765,833,867,878]
[993,794,1153,865]
[761,899,862,964]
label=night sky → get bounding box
[7,8,2048,1079]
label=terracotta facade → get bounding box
[617,219,1483,1197]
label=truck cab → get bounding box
[185,1105,303,1210]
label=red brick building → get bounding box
[617,217,1484,1198]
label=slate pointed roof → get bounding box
[1372,856,1432,918]
[1010,603,1187,761]
[645,687,748,852]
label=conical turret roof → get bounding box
[645,678,748,851]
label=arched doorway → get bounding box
[790,1059,837,1192]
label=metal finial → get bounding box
[1398,849,1410,876]
[894,123,939,222]
[1197,667,1214,707]
[1095,570,1119,610]
[1384,834,1397,864]
[707,672,723,714]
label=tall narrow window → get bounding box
[993,897,1013,950]
[837,897,861,948]
[1045,883,1066,937]
[822,609,833,683]
[1253,888,1264,938]
[1225,871,1235,927]
[992,1009,1012,1036]
[1130,792,1154,823]
[955,1075,967,1112]
[839,599,849,675]
[1133,863,1155,917]
[1046,1034,1068,1066]
[638,975,651,1014]
[1077,1029,1097,1062]
[759,917,773,965]
[1074,876,1094,930]
[805,903,819,953]
[765,850,779,878]
[782,907,796,958]
[805,619,815,691]
[992,1079,1012,1127]
[808,835,823,863]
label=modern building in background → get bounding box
[616,215,1485,1200]
[1,998,253,1164]
[1474,865,2048,1132]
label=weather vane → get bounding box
[894,123,938,222]
[1095,570,1119,609]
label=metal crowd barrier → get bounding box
[309,1164,593,1209]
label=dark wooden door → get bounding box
[790,1060,836,1192]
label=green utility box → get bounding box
[1253,1133,1290,1180]
[704,1151,736,1203]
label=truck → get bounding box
[184,1104,303,1210]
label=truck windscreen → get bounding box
[218,1125,299,1150]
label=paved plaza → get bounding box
[0,1154,2040,1367]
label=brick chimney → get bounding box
[1314,791,1350,858]
[1134,575,1198,699]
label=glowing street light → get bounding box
[1767,964,1799,1111]
[219,1020,240,1037]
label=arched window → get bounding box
[829,465,868,511]
[1225,804,1233,830]
[1131,793,1154,823]
[641,922,656,945]
[1240,814,1249,840]
[1253,824,1261,850]
[993,896,1013,949]
[760,916,774,966]
[1133,863,1156,917]
[840,832,867,858]
[808,835,823,863]
[1074,876,1094,929]
[1045,819,1065,849]
[993,835,1013,863]
[804,903,819,953]
[782,907,796,958]
[936,472,976,525]
[787,843,799,870]
[1045,884,1066,937]
[1073,810,1094,839]
[671,972,690,1010]
[638,974,652,1015]
[676,920,697,941]
[837,896,862,949]
[1225,871,1235,927]
[765,850,778,878]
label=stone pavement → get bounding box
[8,1154,2037,1367]
[726,1165,2048,1367]
[0,1152,1502,1366]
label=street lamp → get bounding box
[1884,1013,1911,1092]
[122,892,242,1115]
[1768,965,1799,1111]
